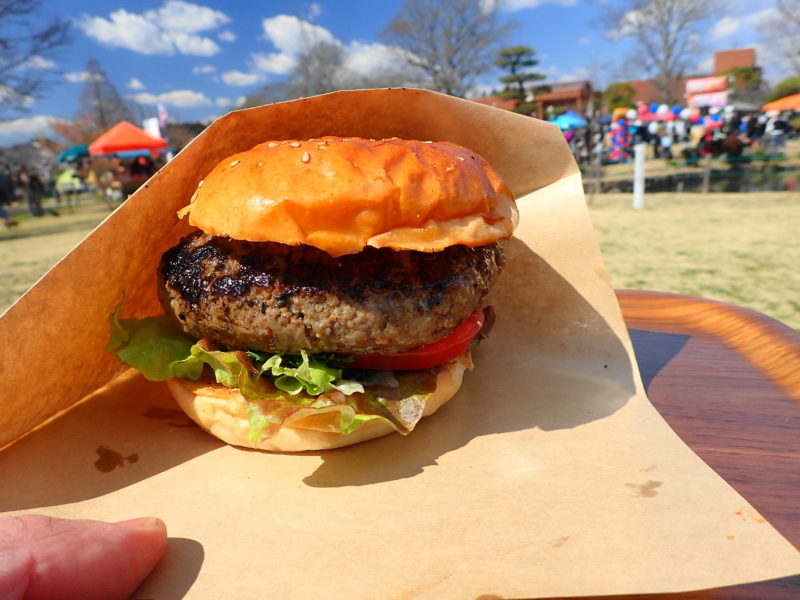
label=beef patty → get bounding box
[158,232,503,354]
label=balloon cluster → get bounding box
[618,103,725,129]
[624,103,682,122]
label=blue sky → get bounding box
[0,0,780,145]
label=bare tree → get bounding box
[290,41,346,97]
[602,0,717,103]
[761,0,800,77]
[165,122,207,152]
[244,38,423,107]
[51,59,138,144]
[78,58,136,132]
[50,114,97,145]
[381,0,515,97]
[240,82,293,109]
[0,0,71,117]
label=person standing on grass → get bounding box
[0,165,18,227]
[0,201,17,227]
[17,167,58,218]
[16,167,42,217]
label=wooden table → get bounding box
[573,290,800,600]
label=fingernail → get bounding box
[115,517,164,530]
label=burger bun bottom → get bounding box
[166,351,472,452]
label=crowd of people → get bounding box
[0,163,61,228]
[563,105,798,168]
[0,153,160,228]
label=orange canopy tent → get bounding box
[89,121,167,156]
[761,93,800,112]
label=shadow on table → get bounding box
[628,329,690,392]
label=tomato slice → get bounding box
[350,309,485,371]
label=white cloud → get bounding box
[215,97,231,107]
[697,57,714,73]
[220,13,414,87]
[707,8,775,47]
[78,10,175,55]
[23,55,56,70]
[64,71,104,83]
[234,96,246,107]
[218,29,236,42]
[0,86,34,107]
[608,7,645,40]
[171,31,220,56]
[251,51,297,75]
[307,3,323,20]
[245,15,339,79]
[127,77,145,90]
[77,1,230,56]
[465,83,495,99]
[131,89,212,107]
[497,0,577,10]
[142,1,229,34]
[558,66,591,82]
[579,35,592,45]
[221,70,261,86]
[193,64,216,74]
[0,115,56,144]
[745,7,777,26]
[262,15,337,55]
[252,16,409,80]
[710,16,739,39]
[343,42,408,76]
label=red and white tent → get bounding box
[89,121,167,156]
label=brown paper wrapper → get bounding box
[1,89,798,599]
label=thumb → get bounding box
[0,514,167,600]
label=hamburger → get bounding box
[108,136,518,451]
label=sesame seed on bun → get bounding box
[178,136,518,257]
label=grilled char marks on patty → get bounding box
[158,231,503,354]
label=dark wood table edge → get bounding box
[616,289,800,403]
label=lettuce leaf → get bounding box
[107,305,196,381]
[107,310,442,444]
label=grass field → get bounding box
[1,192,798,330]
[588,191,799,329]
[0,200,112,312]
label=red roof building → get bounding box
[616,48,759,107]
[623,78,690,105]
[714,48,756,74]
[534,81,600,114]
[472,81,600,116]
[471,96,519,111]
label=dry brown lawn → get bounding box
[0,202,110,312]
[588,191,800,330]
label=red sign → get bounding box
[687,90,729,108]
[685,76,727,95]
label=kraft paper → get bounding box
[0,88,798,599]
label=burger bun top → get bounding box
[178,136,518,257]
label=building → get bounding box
[622,78,688,106]
[472,80,600,115]
[713,48,756,75]
[533,81,600,114]
[619,48,760,107]
[471,96,519,111]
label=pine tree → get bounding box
[494,46,547,115]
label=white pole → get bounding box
[633,142,646,210]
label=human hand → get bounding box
[0,514,167,600]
